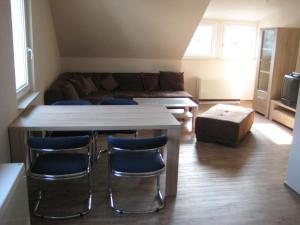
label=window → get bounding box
[10,0,32,98]
[221,24,256,59]
[184,23,217,58]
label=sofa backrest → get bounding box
[44,71,185,104]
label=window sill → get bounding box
[17,91,40,110]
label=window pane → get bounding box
[10,0,29,91]
[184,24,216,57]
[222,25,256,59]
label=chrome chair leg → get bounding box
[108,174,165,214]
[33,175,92,219]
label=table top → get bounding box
[134,98,198,108]
[9,105,180,131]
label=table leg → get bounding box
[192,107,199,130]
[166,126,181,197]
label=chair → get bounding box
[51,99,98,161]
[52,99,92,105]
[28,135,93,219]
[107,135,167,214]
[98,98,138,105]
[96,98,138,154]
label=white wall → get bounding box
[181,19,257,100]
[61,57,181,73]
[0,0,61,163]
[0,0,19,163]
[286,88,300,193]
[31,0,61,104]
[181,58,256,99]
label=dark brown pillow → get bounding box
[87,77,97,91]
[82,77,97,94]
[90,73,111,90]
[114,73,143,91]
[159,71,184,91]
[100,75,119,91]
[141,73,160,91]
[68,78,89,97]
[63,82,80,100]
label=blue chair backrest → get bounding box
[52,100,92,105]
[98,98,138,105]
[107,135,167,151]
[28,135,90,150]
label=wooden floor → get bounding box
[29,101,300,225]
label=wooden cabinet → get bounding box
[253,28,300,117]
[269,100,296,129]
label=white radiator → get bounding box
[196,77,241,100]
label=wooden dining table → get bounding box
[8,105,181,197]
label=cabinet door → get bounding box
[254,29,276,115]
[257,29,275,92]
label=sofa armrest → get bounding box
[44,87,65,105]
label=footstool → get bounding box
[195,104,255,146]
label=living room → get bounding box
[1,0,300,225]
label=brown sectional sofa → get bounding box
[44,71,195,105]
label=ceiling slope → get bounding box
[49,0,210,59]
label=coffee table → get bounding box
[134,98,199,129]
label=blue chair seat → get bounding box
[110,151,165,173]
[98,98,137,105]
[28,136,90,150]
[52,100,92,105]
[31,153,89,175]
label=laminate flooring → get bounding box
[29,101,300,225]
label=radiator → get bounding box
[196,77,241,100]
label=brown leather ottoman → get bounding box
[195,104,255,146]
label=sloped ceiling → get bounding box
[49,0,210,59]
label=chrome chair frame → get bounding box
[28,137,93,219]
[107,144,166,214]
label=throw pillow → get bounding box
[141,73,160,91]
[68,78,89,97]
[87,77,98,92]
[82,77,97,94]
[100,74,119,91]
[63,81,80,100]
[159,71,184,91]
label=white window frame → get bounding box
[184,21,218,59]
[10,0,34,100]
[220,22,257,60]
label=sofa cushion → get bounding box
[114,73,144,91]
[159,71,184,91]
[85,91,114,104]
[114,90,194,99]
[100,75,119,91]
[141,73,160,91]
[63,82,80,100]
